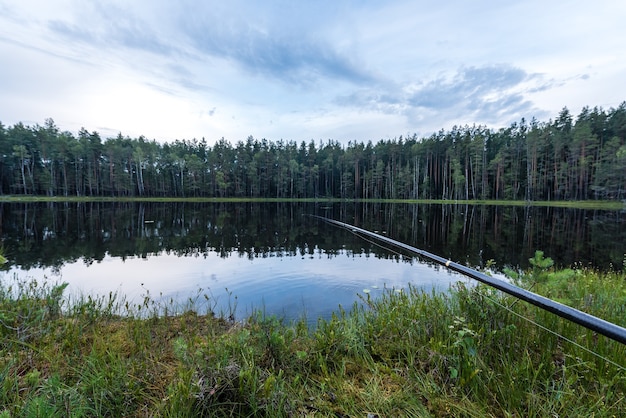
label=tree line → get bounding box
[1,103,625,200]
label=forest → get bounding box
[1,103,625,201]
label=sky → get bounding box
[1,0,625,145]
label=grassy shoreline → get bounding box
[1,253,625,416]
[0,195,624,210]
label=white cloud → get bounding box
[1,0,625,143]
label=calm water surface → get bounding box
[1,201,624,322]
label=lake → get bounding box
[1,201,624,322]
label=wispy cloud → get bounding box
[43,1,374,90]
[47,3,173,56]
[180,20,373,85]
[408,65,531,108]
[336,64,547,130]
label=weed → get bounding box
[0,278,68,343]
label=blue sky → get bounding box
[1,0,625,144]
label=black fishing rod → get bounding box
[312,215,626,346]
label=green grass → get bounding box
[0,253,625,416]
[0,194,623,209]
[0,195,335,203]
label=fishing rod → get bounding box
[312,215,626,346]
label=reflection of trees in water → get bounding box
[337,203,624,270]
[0,202,624,272]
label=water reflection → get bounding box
[2,201,624,270]
[0,202,624,321]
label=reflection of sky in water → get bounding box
[3,249,468,323]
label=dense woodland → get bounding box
[1,103,626,201]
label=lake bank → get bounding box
[0,195,626,210]
[1,259,625,416]
[1,195,624,210]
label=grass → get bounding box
[0,194,623,209]
[0,253,625,416]
[0,195,334,204]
